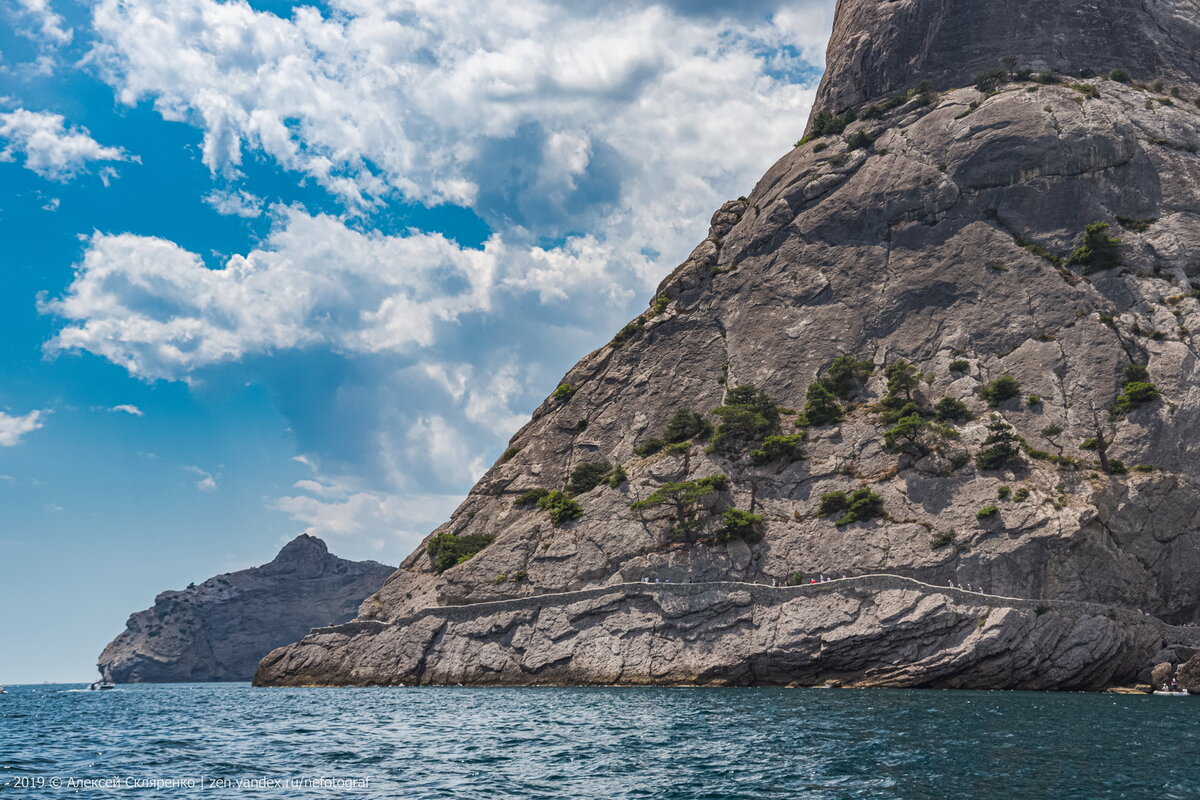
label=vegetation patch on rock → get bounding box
[818,487,885,526]
[631,475,729,540]
[428,533,496,573]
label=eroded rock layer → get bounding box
[257,579,1200,688]
[258,2,1200,689]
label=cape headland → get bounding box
[257,0,1200,690]
[99,534,393,682]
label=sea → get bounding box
[1,683,1197,799]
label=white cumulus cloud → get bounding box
[274,462,463,552]
[0,410,47,447]
[184,465,218,492]
[109,404,143,416]
[42,207,503,379]
[0,109,134,181]
[12,0,73,46]
[204,188,263,218]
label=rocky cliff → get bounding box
[258,0,1200,689]
[99,535,393,682]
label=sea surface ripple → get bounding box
[2,684,1197,798]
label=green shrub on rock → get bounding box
[934,397,971,422]
[837,488,884,526]
[607,465,627,488]
[663,409,713,443]
[801,382,843,426]
[1122,364,1149,385]
[750,434,806,465]
[930,530,956,549]
[630,475,729,539]
[883,413,929,455]
[635,408,712,457]
[710,386,781,452]
[974,68,1008,92]
[551,383,576,402]
[1113,381,1160,416]
[1111,363,1159,417]
[860,95,907,119]
[1068,222,1122,274]
[818,487,884,526]
[976,416,1021,470]
[803,109,857,142]
[536,491,584,525]
[514,488,551,508]
[635,439,666,457]
[567,461,612,495]
[845,129,876,151]
[820,355,875,399]
[818,490,849,517]
[427,533,496,572]
[612,321,644,348]
[979,375,1021,407]
[884,360,920,404]
[715,508,764,544]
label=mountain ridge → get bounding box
[99,534,394,682]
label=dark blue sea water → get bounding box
[1,684,1197,799]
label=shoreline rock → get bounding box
[255,578,1200,689]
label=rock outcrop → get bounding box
[815,0,1200,114]
[1178,652,1200,692]
[1151,661,1176,689]
[99,535,393,682]
[258,1,1200,689]
[258,577,1200,688]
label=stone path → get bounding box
[313,573,1200,646]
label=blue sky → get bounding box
[0,0,832,683]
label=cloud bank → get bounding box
[42,0,835,547]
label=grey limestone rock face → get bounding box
[256,580,1195,688]
[815,0,1200,114]
[98,535,393,682]
[258,2,1200,688]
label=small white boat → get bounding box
[1153,690,1189,696]
[0,686,7,694]
[87,681,116,691]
